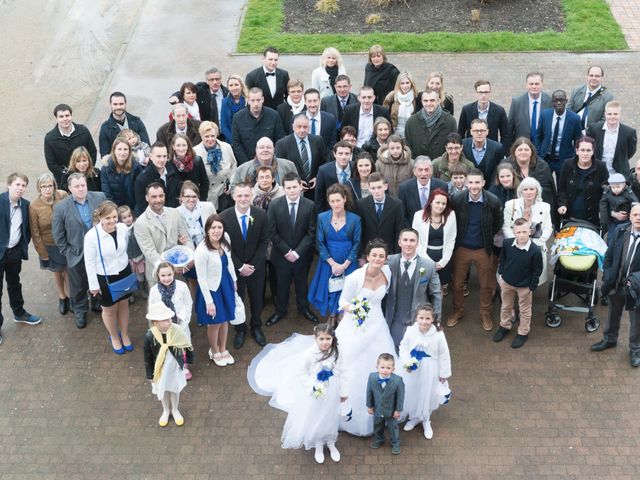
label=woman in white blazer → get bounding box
[311,47,347,99]
[194,215,237,367]
[194,121,237,209]
[412,188,457,294]
[502,176,553,284]
[83,201,133,355]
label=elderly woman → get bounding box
[383,71,418,137]
[503,177,553,285]
[506,137,557,210]
[251,165,284,210]
[557,136,609,226]
[29,173,70,314]
[220,74,247,143]
[311,47,346,99]
[61,146,101,192]
[100,136,143,209]
[431,133,475,182]
[363,44,400,105]
[194,121,237,209]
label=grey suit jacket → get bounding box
[567,85,614,130]
[52,192,106,267]
[385,253,442,326]
[508,92,552,143]
[385,253,442,324]
[366,372,405,417]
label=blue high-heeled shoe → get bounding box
[119,331,134,352]
[109,336,125,355]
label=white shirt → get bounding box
[356,107,374,147]
[7,199,22,249]
[512,238,532,251]
[400,254,418,278]
[235,207,251,232]
[58,124,75,138]
[263,67,277,97]
[602,122,619,175]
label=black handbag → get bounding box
[95,228,139,301]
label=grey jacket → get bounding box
[52,192,106,267]
[366,372,405,417]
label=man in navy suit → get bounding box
[275,113,327,199]
[315,141,356,212]
[304,88,337,151]
[397,156,447,226]
[535,90,583,176]
[458,80,510,149]
[462,119,505,183]
[320,74,359,134]
[245,47,290,111]
[0,173,42,344]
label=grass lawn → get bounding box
[237,0,627,53]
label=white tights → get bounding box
[161,392,180,413]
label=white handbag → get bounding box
[230,293,246,326]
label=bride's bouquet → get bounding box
[350,296,371,329]
[311,369,334,399]
[403,348,430,373]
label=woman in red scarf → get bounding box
[169,133,209,202]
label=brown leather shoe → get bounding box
[481,315,493,331]
[447,312,463,327]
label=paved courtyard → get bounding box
[2,1,640,478]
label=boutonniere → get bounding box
[419,267,426,277]
[248,215,255,225]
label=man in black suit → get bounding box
[315,141,354,212]
[231,87,285,165]
[458,80,510,149]
[220,183,269,349]
[587,100,638,178]
[275,113,327,200]
[169,67,229,129]
[342,86,390,147]
[305,88,337,151]
[397,156,447,226]
[356,172,404,255]
[266,172,318,326]
[321,74,359,135]
[462,119,505,183]
[245,46,290,111]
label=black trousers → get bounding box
[67,258,89,318]
[235,266,265,332]
[274,259,311,316]
[0,246,26,327]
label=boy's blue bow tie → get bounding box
[378,377,390,385]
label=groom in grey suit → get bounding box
[385,228,442,348]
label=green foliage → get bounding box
[237,0,627,53]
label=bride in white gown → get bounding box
[336,239,397,437]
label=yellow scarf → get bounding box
[151,325,192,383]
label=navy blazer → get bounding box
[462,137,505,184]
[342,104,391,140]
[315,111,338,151]
[366,372,405,417]
[355,194,404,255]
[314,161,361,212]
[458,101,510,148]
[268,195,316,267]
[535,109,583,169]
[397,177,448,227]
[321,93,359,133]
[0,192,30,260]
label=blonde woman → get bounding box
[363,44,399,105]
[61,146,101,192]
[100,136,143,209]
[425,72,454,115]
[383,71,418,137]
[220,74,248,143]
[311,47,346,99]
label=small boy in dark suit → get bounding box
[366,353,405,454]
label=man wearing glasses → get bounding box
[462,119,505,183]
[458,80,510,149]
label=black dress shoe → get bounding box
[591,339,617,352]
[234,330,246,349]
[58,298,69,315]
[265,313,284,327]
[631,354,640,368]
[601,295,609,306]
[90,297,102,313]
[300,309,319,324]
[252,328,267,347]
[75,315,87,329]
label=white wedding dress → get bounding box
[335,265,397,436]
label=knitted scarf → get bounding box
[150,325,192,383]
[396,90,415,122]
[326,65,339,92]
[157,281,177,323]
[173,154,194,173]
[252,184,280,210]
[206,144,223,174]
[286,96,305,115]
[420,105,443,128]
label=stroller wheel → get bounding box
[585,316,600,333]
[546,313,562,328]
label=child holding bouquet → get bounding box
[399,303,451,440]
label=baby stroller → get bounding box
[545,219,607,332]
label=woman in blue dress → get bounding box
[194,214,237,367]
[308,184,361,325]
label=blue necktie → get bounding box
[340,169,348,184]
[530,100,538,141]
[241,215,248,240]
[375,202,383,220]
[311,117,317,136]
